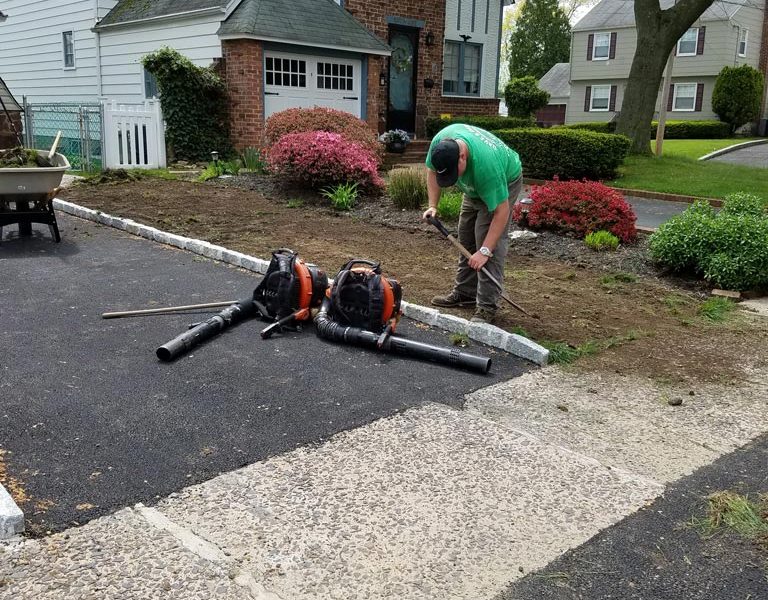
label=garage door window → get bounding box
[266,57,307,87]
[317,62,354,91]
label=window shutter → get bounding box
[609,32,617,59]
[696,26,706,55]
[667,84,674,112]
[587,34,594,60]
[695,83,704,111]
[584,86,592,112]
[609,85,617,111]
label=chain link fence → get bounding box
[22,100,103,172]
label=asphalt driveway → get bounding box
[0,214,531,534]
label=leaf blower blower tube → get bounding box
[156,297,257,362]
[314,297,491,374]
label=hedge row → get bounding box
[425,115,533,138]
[493,128,631,180]
[560,120,731,139]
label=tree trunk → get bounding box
[615,0,716,155]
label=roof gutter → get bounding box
[94,6,224,31]
[218,33,392,56]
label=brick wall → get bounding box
[0,111,22,149]
[221,39,264,150]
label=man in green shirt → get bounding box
[423,123,523,324]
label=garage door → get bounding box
[264,51,362,119]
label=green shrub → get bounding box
[240,147,266,173]
[585,230,620,251]
[198,160,240,182]
[438,189,463,220]
[425,115,533,138]
[387,167,427,210]
[142,47,231,161]
[721,192,768,217]
[321,182,359,211]
[650,196,768,290]
[494,128,630,180]
[712,65,765,133]
[560,120,731,139]
[503,76,550,118]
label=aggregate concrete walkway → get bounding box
[709,140,768,168]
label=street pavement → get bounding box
[0,213,530,534]
[625,196,692,230]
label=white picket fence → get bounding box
[103,100,166,170]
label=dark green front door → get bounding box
[387,26,418,134]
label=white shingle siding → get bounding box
[444,0,503,98]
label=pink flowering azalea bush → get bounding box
[513,178,637,243]
[267,131,384,191]
[265,107,381,161]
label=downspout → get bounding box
[494,0,504,98]
[94,0,103,97]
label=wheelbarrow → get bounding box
[0,150,70,242]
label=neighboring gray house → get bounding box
[563,0,767,125]
[536,62,570,125]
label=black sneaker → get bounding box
[431,290,476,308]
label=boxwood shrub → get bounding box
[649,194,768,291]
[560,120,731,139]
[425,115,533,138]
[494,128,631,180]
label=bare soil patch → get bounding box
[61,175,768,383]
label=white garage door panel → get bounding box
[264,52,361,119]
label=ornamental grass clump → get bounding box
[267,131,384,191]
[585,230,620,251]
[513,179,637,243]
[265,107,381,162]
[650,193,768,291]
[387,167,427,210]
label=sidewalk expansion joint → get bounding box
[134,504,285,600]
[53,199,549,366]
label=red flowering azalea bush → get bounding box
[513,179,637,243]
[265,107,381,161]
[267,131,384,190]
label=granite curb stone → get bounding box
[0,483,24,539]
[51,199,549,365]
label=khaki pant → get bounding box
[453,175,523,310]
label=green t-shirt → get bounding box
[426,123,522,212]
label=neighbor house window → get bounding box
[673,83,697,111]
[593,32,610,60]
[738,29,748,57]
[590,85,611,111]
[62,31,75,69]
[677,28,699,56]
[443,41,482,95]
[265,57,307,88]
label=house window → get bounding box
[590,85,611,111]
[593,32,610,60]
[265,57,307,88]
[442,41,482,96]
[738,29,748,57]
[317,62,354,91]
[144,70,159,98]
[673,83,697,111]
[677,28,698,56]
[62,31,75,69]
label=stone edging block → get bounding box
[51,199,549,365]
[0,483,24,539]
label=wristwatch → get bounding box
[479,246,494,257]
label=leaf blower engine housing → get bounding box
[329,259,402,333]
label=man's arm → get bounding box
[422,169,441,221]
[468,199,510,271]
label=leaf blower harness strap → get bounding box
[315,259,491,374]
[253,248,328,338]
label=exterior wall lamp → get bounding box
[380,72,387,86]
[459,34,472,43]
[425,31,435,46]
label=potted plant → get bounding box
[379,129,411,154]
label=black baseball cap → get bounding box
[430,139,460,187]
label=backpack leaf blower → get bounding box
[314,259,492,374]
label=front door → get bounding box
[387,26,418,134]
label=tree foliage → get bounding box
[508,0,571,80]
[142,47,231,162]
[712,65,764,133]
[503,76,550,118]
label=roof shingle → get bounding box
[99,0,227,27]
[573,0,748,31]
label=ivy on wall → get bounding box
[142,47,231,162]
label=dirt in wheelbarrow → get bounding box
[60,175,768,384]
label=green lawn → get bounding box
[653,138,759,160]
[608,140,768,199]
